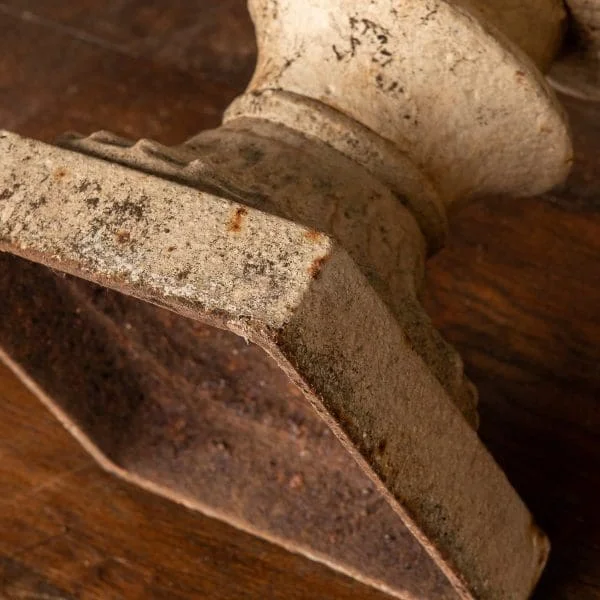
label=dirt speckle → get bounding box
[53,167,68,180]
[239,144,265,166]
[228,207,248,233]
[308,254,330,279]
[177,268,191,281]
[0,188,14,201]
[115,230,131,244]
[114,199,145,220]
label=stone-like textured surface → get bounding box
[61,120,478,427]
[0,0,580,598]
[0,2,599,600]
[0,253,457,600]
[0,131,549,600]
[242,0,571,204]
[0,131,330,330]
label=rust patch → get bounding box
[308,254,330,279]
[53,167,68,180]
[228,207,248,233]
[304,229,323,243]
[115,230,131,244]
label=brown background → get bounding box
[0,1,599,598]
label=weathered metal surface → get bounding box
[240,0,571,205]
[60,122,478,427]
[0,252,456,600]
[0,0,580,598]
[0,131,549,600]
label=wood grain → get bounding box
[0,1,599,598]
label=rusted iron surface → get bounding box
[60,122,478,426]
[0,0,580,598]
[0,128,549,600]
[0,252,456,599]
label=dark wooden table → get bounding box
[0,2,599,598]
